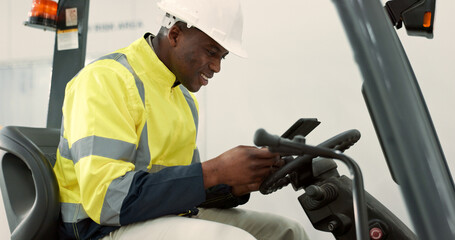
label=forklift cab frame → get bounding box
[1,0,453,239]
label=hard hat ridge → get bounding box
[161,13,188,29]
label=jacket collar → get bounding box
[125,33,177,90]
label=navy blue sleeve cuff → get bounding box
[198,184,250,209]
[119,163,206,225]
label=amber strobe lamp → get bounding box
[25,0,58,31]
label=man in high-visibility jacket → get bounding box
[54,0,309,239]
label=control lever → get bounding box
[254,128,369,240]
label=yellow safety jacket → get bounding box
[54,34,207,239]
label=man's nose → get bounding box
[209,58,221,73]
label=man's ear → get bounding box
[167,24,182,47]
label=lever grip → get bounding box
[254,128,281,148]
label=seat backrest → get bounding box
[0,126,60,240]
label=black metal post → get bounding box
[46,0,90,128]
[331,0,455,239]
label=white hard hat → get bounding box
[157,0,247,58]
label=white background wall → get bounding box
[0,0,454,239]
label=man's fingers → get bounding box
[273,158,285,167]
[249,147,280,159]
[248,158,278,169]
[251,167,275,180]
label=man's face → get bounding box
[170,26,229,92]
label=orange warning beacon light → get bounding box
[423,11,432,28]
[25,0,58,30]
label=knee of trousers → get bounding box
[204,223,257,240]
[277,218,309,240]
[255,213,309,240]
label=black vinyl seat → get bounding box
[0,126,60,240]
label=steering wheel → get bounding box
[259,129,361,194]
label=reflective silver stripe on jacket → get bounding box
[134,122,151,172]
[192,148,200,163]
[98,53,146,104]
[179,84,198,135]
[58,130,142,164]
[58,135,70,160]
[74,136,137,163]
[61,202,89,223]
[179,84,200,164]
[100,170,137,225]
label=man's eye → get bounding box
[207,49,216,56]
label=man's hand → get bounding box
[230,157,284,196]
[201,146,282,193]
